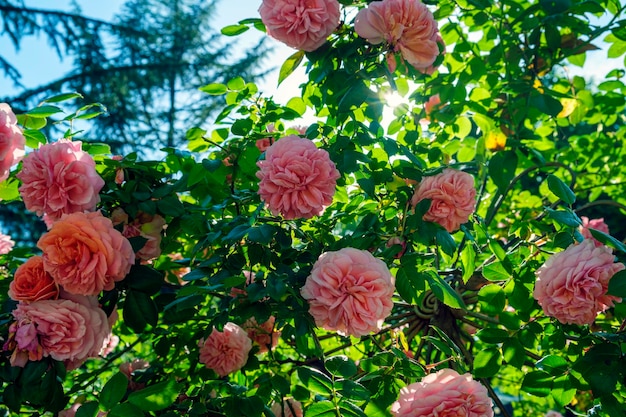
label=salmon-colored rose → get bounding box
[242,316,281,353]
[410,168,477,233]
[37,211,135,296]
[355,0,443,73]
[0,232,14,255]
[256,135,340,220]
[111,208,166,261]
[198,322,252,377]
[5,296,110,367]
[0,103,25,182]
[9,256,59,302]
[271,399,303,417]
[579,216,609,247]
[17,140,104,223]
[259,0,341,52]
[301,248,395,337]
[391,369,493,416]
[534,240,624,325]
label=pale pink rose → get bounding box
[545,411,564,417]
[100,334,119,357]
[271,398,303,417]
[391,369,493,416]
[300,248,395,337]
[534,239,625,325]
[243,316,281,353]
[120,359,150,390]
[410,168,477,233]
[256,138,272,152]
[355,0,443,73]
[0,232,14,254]
[198,322,252,377]
[579,216,610,247]
[9,256,59,302]
[256,135,340,220]
[0,103,25,182]
[110,208,166,261]
[5,296,110,367]
[37,211,135,296]
[259,0,341,52]
[17,140,104,222]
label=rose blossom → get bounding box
[534,239,625,325]
[259,0,341,52]
[111,208,166,261]
[120,359,150,390]
[256,135,340,220]
[300,248,395,337]
[198,322,252,377]
[0,232,14,255]
[37,211,135,296]
[270,398,303,417]
[9,256,59,302]
[17,140,105,223]
[0,103,25,182]
[5,296,110,367]
[579,216,609,247]
[256,138,272,152]
[391,369,493,416]
[410,168,477,233]
[243,316,281,353]
[355,0,444,73]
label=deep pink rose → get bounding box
[37,211,135,296]
[0,232,14,255]
[300,248,395,337]
[271,399,303,417]
[410,168,477,233]
[17,140,105,223]
[355,0,443,73]
[259,0,340,52]
[243,316,281,354]
[256,135,340,220]
[111,208,166,261]
[534,239,624,325]
[391,369,493,416]
[579,216,609,247]
[0,103,25,182]
[9,256,59,302]
[198,322,252,377]
[6,296,110,367]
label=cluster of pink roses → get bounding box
[259,0,444,73]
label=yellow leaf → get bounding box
[557,98,578,118]
[485,130,507,151]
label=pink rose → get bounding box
[391,369,493,416]
[355,0,443,73]
[579,216,609,247]
[0,232,14,255]
[17,140,105,223]
[271,398,303,417]
[534,239,625,325]
[259,0,341,52]
[37,211,135,296]
[5,296,110,367]
[410,168,477,233]
[0,103,25,182]
[120,359,150,390]
[198,322,252,377]
[256,135,340,220]
[300,248,395,337]
[256,138,272,152]
[9,256,59,302]
[243,316,281,354]
[111,208,166,261]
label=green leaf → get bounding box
[395,268,426,304]
[478,284,506,315]
[199,83,228,95]
[502,338,526,368]
[482,262,510,281]
[488,151,518,193]
[589,229,626,253]
[536,355,569,375]
[546,174,576,204]
[99,373,129,410]
[108,403,144,417]
[127,379,180,411]
[607,270,626,297]
[42,92,83,103]
[157,195,185,216]
[435,229,456,256]
[278,50,305,86]
[26,105,64,118]
[0,178,21,201]
[476,328,509,344]
[286,97,306,116]
[522,371,553,397]
[297,366,333,395]
[306,401,337,417]
[460,245,476,281]
[125,265,164,295]
[337,380,370,401]
[326,355,358,378]
[545,207,582,227]
[473,347,502,378]
[426,272,466,309]
[23,128,47,148]
[247,224,275,244]
[75,401,100,417]
[220,24,249,36]
[123,290,158,332]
